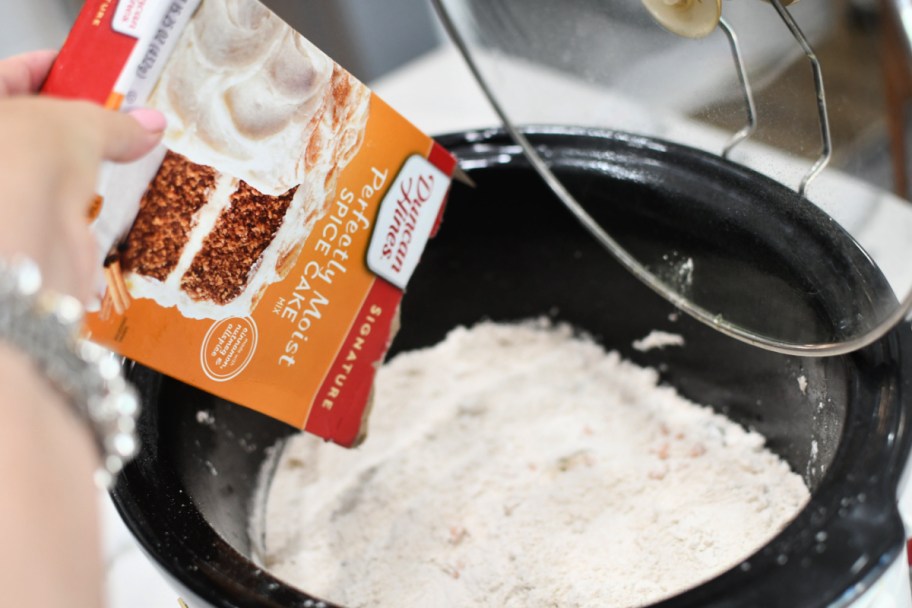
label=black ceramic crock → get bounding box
[112,127,912,607]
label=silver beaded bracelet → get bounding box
[0,256,140,488]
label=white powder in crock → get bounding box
[254,321,809,608]
[632,330,685,352]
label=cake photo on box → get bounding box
[119,0,371,320]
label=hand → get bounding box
[0,51,166,303]
[0,51,167,608]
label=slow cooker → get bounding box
[112,128,912,607]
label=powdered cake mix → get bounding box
[254,321,810,607]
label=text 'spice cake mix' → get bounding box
[42,0,457,446]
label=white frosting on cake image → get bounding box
[150,0,336,195]
[121,0,371,320]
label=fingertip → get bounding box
[102,108,166,162]
[58,100,164,163]
[127,108,167,135]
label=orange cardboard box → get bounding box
[42,0,456,446]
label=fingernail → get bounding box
[128,108,167,134]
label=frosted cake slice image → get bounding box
[121,0,370,319]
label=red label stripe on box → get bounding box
[428,140,457,176]
[305,278,403,446]
[41,0,138,104]
[428,140,456,238]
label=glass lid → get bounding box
[431,0,912,356]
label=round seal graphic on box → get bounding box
[201,317,259,382]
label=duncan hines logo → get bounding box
[366,155,450,290]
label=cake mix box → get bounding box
[42,0,457,446]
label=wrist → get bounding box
[0,255,140,486]
[0,340,64,412]
[0,339,94,452]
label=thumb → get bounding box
[73,103,167,163]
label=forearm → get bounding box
[0,344,103,608]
